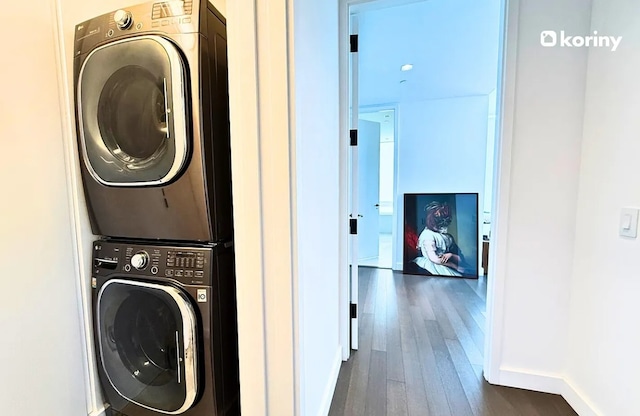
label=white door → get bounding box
[357,119,381,261]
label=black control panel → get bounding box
[93,240,213,286]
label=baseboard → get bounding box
[497,367,564,394]
[318,347,343,416]
[496,368,604,416]
[561,378,602,416]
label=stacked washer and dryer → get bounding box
[73,1,239,415]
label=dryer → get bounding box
[92,239,239,415]
[73,0,232,242]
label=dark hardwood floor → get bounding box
[328,268,577,416]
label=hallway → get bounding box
[328,269,577,416]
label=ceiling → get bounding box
[357,0,502,107]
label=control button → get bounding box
[197,289,207,303]
[107,29,114,37]
[135,22,143,30]
[175,269,184,277]
[131,251,149,270]
[150,266,159,275]
[195,271,204,278]
[181,17,191,24]
[124,264,131,272]
[184,270,194,278]
[165,269,174,277]
[114,9,133,30]
[161,19,169,26]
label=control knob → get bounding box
[131,251,149,270]
[114,9,133,30]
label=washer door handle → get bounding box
[163,77,170,139]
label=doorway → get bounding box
[358,108,396,270]
[340,0,509,383]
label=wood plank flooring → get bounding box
[329,268,577,416]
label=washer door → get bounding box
[78,36,188,186]
[97,279,198,414]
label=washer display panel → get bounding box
[97,279,198,414]
[78,36,188,186]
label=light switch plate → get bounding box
[619,208,639,238]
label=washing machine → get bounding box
[92,239,239,415]
[73,0,232,242]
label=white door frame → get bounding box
[337,0,520,385]
[348,14,361,351]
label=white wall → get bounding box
[490,0,591,388]
[0,0,87,414]
[211,0,226,15]
[293,0,343,414]
[394,95,489,269]
[566,0,640,414]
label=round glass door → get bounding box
[97,279,198,414]
[78,36,189,186]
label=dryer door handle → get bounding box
[176,330,182,384]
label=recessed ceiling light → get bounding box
[401,64,413,71]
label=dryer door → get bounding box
[97,279,199,414]
[78,36,188,186]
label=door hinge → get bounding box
[350,129,358,146]
[349,218,358,235]
[350,303,358,319]
[350,34,359,53]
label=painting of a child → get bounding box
[404,193,478,278]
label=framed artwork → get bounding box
[403,193,479,279]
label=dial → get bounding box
[131,251,149,270]
[114,9,133,30]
